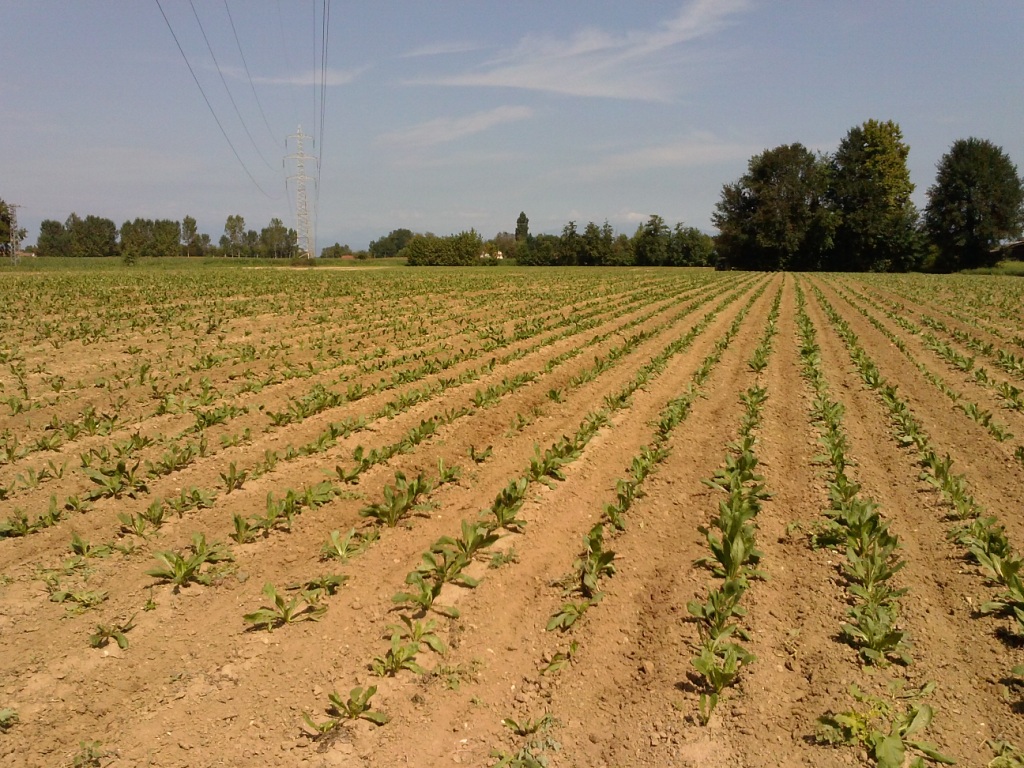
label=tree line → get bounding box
[382,213,714,268]
[712,120,1023,272]
[31,214,300,262]
[11,119,1020,273]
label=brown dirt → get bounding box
[1,268,1023,768]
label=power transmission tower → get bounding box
[285,126,316,259]
[5,203,22,266]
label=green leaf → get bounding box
[361,710,390,726]
[875,734,906,768]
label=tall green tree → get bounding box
[368,228,413,258]
[515,211,529,243]
[120,218,155,263]
[557,221,581,265]
[924,138,1024,271]
[223,214,245,257]
[713,143,835,271]
[668,224,715,266]
[37,219,70,257]
[579,220,613,266]
[0,200,10,250]
[829,120,921,271]
[181,215,199,257]
[152,220,181,258]
[633,214,669,266]
[68,214,118,258]
[259,217,292,258]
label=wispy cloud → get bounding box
[377,106,534,149]
[406,0,749,101]
[401,41,486,58]
[576,133,759,179]
[386,149,529,171]
[251,67,366,87]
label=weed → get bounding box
[71,740,107,768]
[469,444,493,464]
[816,681,954,768]
[289,573,348,601]
[90,615,136,649]
[50,589,109,612]
[0,708,18,732]
[488,547,520,569]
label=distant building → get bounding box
[1000,239,1024,261]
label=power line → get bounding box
[188,0,279,175]
[275,0,302,121]
[316,0,330,213]
[153,0,273,198]
[223,0,278,146]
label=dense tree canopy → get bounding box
[368,228,414,259]
[924,137,1024,271]
[713,143,835,271]
[36,219,70,258]
[403,229,483,266]
[66,214,118,259]
[830,119,921,272]
[713,122,933,272]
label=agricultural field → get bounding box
[2,265,1024,767]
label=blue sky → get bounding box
[2,1,1022,252]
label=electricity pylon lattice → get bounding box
[286,126,316,259]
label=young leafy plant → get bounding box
[370,634,426,677]
[146,533,233,589]
[546,596,600,632]
[303,685,389,735]
[575,523,615,598]
[387,615,446,655]
[244,582,327,631]
[321,527,377,561]
[392,572,460,618]
[89,615,136,649]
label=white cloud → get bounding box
[401,41,486,58]
[576,133,759,179]
[376,106,534,149]
[252,67,365,87]
[406,0,749,101]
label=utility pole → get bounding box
[285,126,316,260]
